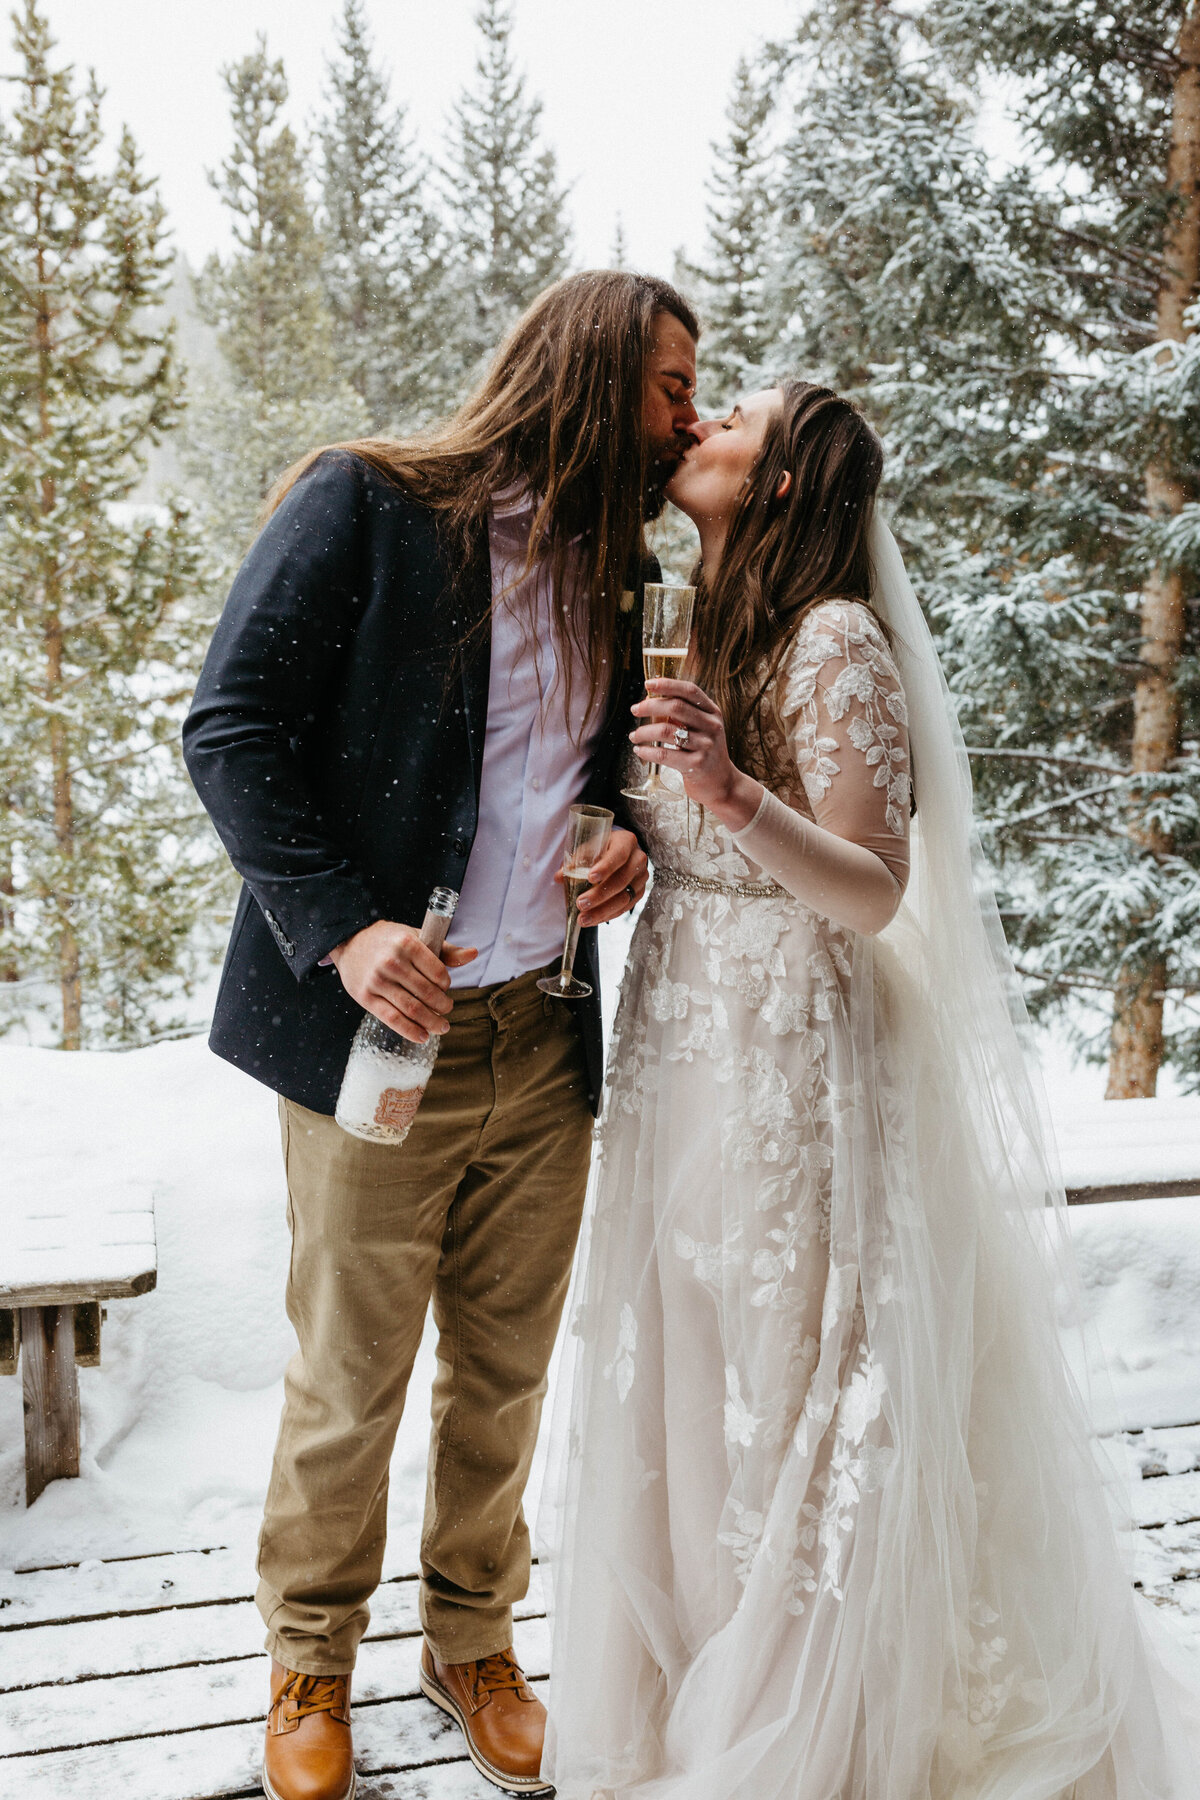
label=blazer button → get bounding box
[452,836,468,856]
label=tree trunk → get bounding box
[1107,963,1168,1099]
[0,859,16,983]
[46,612,81,1050]
[33,182,81,1050]
[1106,5,1200,1098]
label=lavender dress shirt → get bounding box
[448,492,606,988]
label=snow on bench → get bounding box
[1057,1096,1200,1205]
[0,1182,156,1507]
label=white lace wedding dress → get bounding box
[541,548,1198,1800]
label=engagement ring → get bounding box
[673,727,690,749]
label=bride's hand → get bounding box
[631,679,763,830]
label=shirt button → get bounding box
[522,855,531,869]
[531,777,541,791]
[505,932,514,943]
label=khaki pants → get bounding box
[256,966,593,1674]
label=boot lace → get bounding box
[472,1651,529,1701]
[281,1672,346,1720]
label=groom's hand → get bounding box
[570,827,649,924]
[328,921,478,1045]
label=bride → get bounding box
[540,380,1198,1797]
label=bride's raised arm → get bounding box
[725,598,910,934]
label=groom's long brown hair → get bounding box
[268,271,698,726]
[689,379,884,788]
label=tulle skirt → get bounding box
[540,884,1199,1799]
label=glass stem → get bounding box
[561,904,584,986]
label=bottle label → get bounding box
[374,1086,424,1132]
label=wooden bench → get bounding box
[0,1188,157,1506]
[1056,1095,1200,1205]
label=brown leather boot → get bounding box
[262,1660,356,1800]
[419,1642,552,1795]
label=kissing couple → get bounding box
[185,272,1198,1799]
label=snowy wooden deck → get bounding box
[0,1546,549,1798]
[2,1431,1198,1800]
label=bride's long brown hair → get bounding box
[689,379,884,787]
[267,271,698,726]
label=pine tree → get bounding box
[442,0,572,382]
[316,0,449,430]
[689,56,778,407]
[766,2,1050,493]
[0,0,216,1048]
[760,0,1200,1094]
[610,214,629,269]
[918,0,1200,1094]
[187,37,365,568]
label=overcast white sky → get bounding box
[27,0,800,277]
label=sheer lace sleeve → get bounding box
[731,600,911,934]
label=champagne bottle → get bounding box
[334,887,459,1144]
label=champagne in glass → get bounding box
[537,804,614,1000]
[622,583,696,802]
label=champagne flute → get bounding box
[621,582,696,802]
[537,804,614,1000]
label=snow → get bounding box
[1,1187,156,1301]
[1058,1096,1200,1193]
[0,916,1195,1609]
[0,1033,296,1569]
[1072,1199,1200,1428]
[0,918,634,1573]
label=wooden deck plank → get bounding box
[1,1436,1195,1796]
[0,1569,547,1692]
[1142,1580,1200,1621]
[1132,1470,1200,1530]
[0,1545,249,1629]
[1126,1423,1200,1480]
[0,1619,550,1759]
[0,1593,263,1691]
[1134,1522,1200,1592]
[352,1765,533,1800]
[0,1666,547,1800]
[0,1540,510,1630]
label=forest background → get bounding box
[0,0,1197,1101]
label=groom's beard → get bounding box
[644,436,692,519]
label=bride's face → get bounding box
[665,387,784,533]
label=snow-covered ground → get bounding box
[1,915,1197,1616]
[0,918,631,1574]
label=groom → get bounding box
[183,271,699,1800]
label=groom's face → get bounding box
[642,312,699,515]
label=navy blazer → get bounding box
[183,451,651,1116]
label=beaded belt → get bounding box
[652,866,788,900]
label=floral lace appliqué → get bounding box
[783,600,910,837]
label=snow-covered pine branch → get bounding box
[728,0,1200,1095]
